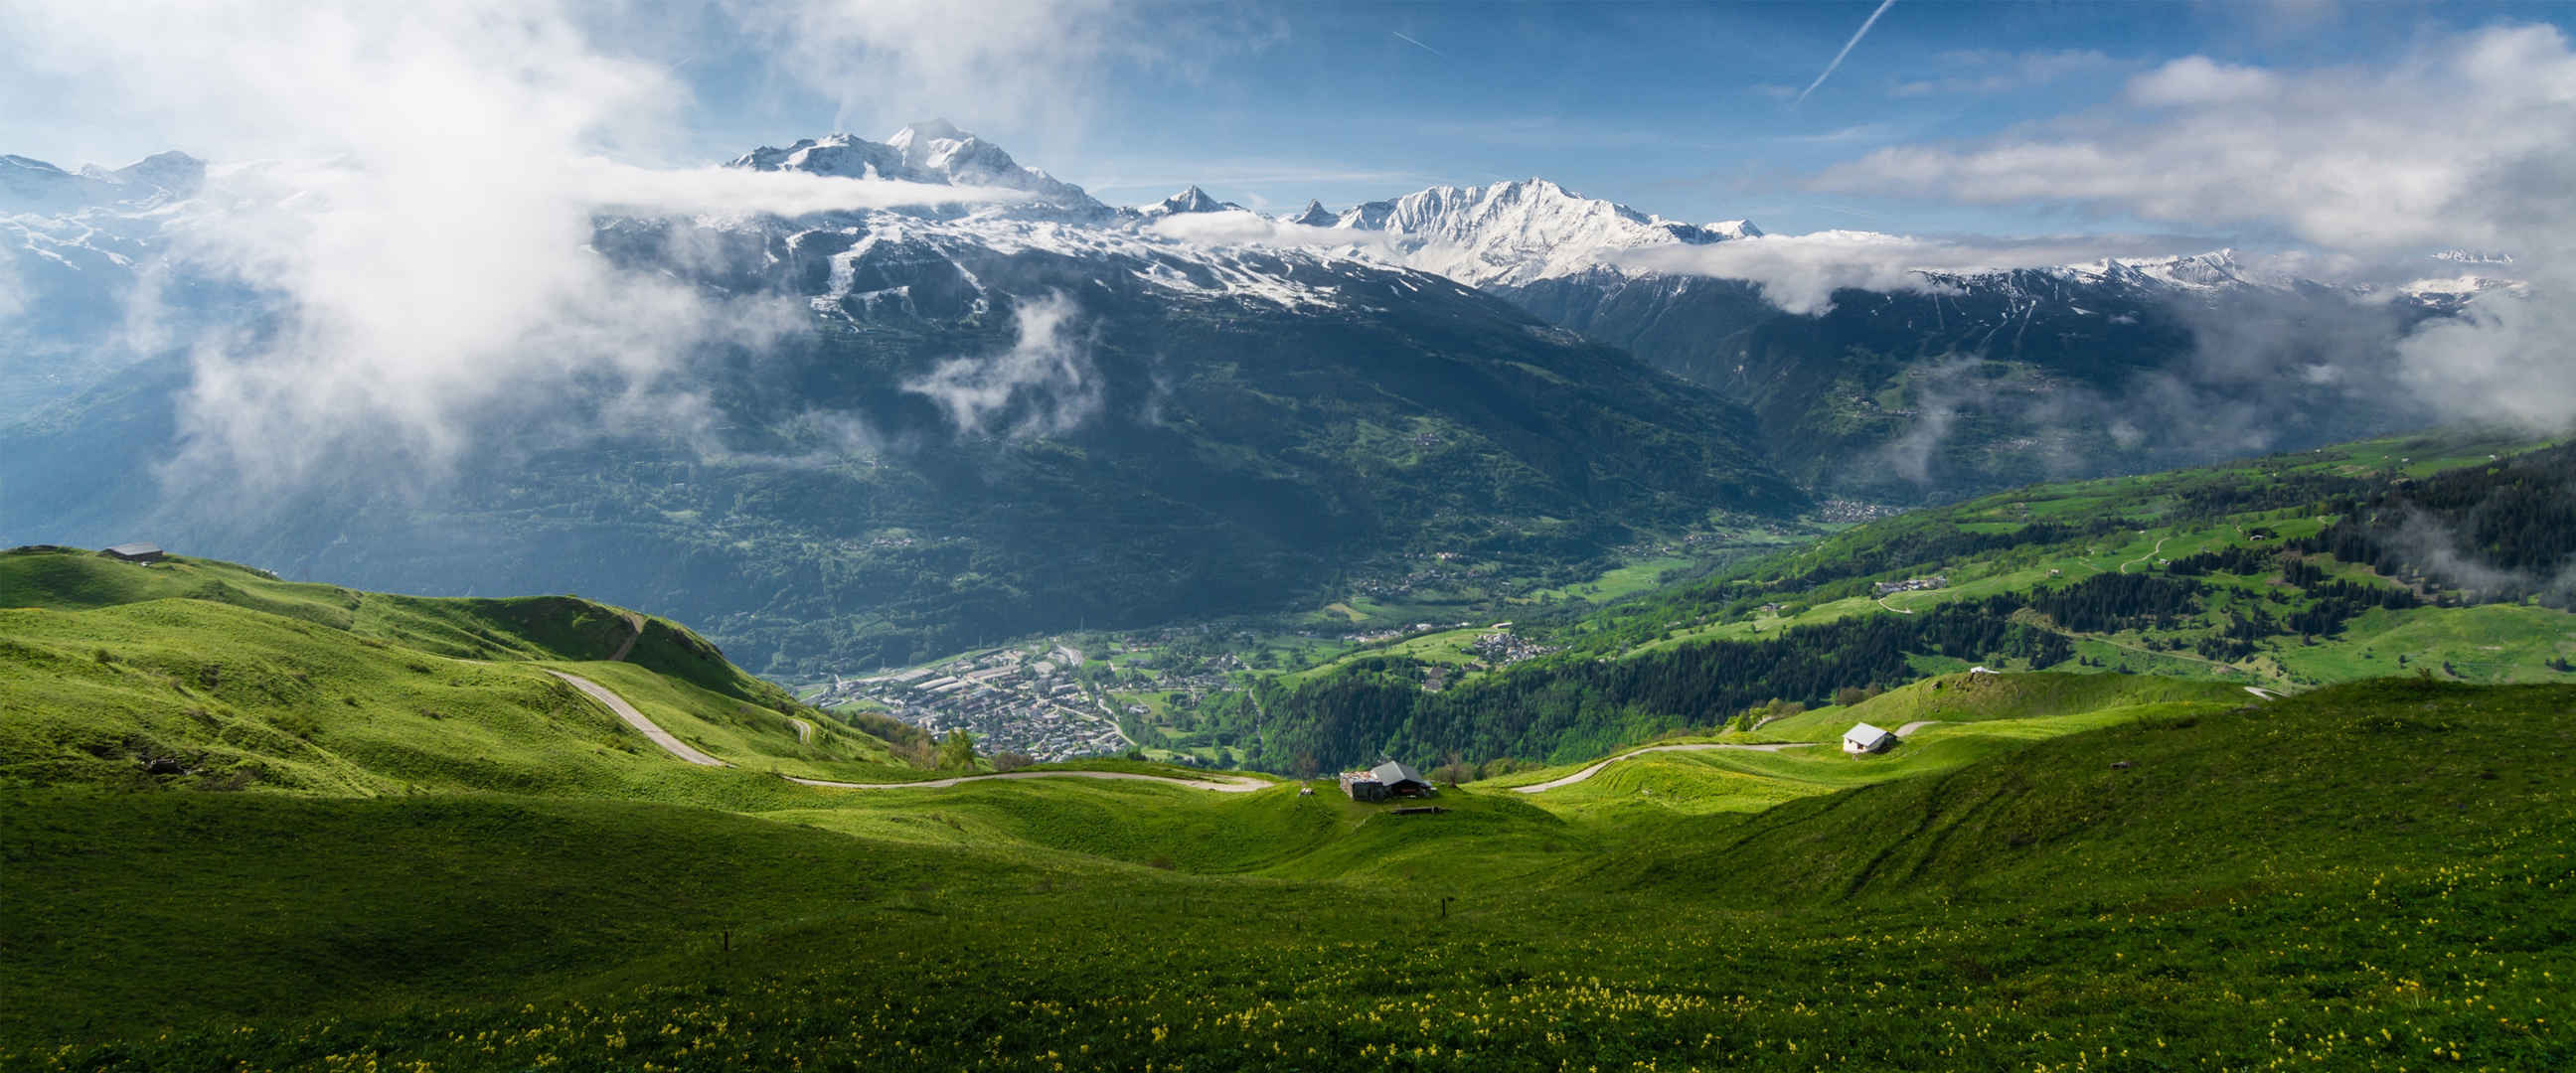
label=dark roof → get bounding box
[102,542,163,558]
[1369,760,1426,787]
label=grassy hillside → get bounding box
[1218,431,2576,772]
[1612,679,2575,905]
[1473,671,2251,820]
[0,546,917,797]
[3,677,2566,1070]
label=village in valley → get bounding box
[802,644,1131,762]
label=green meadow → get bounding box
[3,545,2572,1070]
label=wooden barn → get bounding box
[1339,760,1435,802]
[99,542,165,564]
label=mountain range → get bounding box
[3,124,1799,673]
[0,121,2512,668]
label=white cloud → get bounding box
[579,159,1019,217]
[1144,209,1396,253]
[2124,56,2278,106]
[0,1,1033,491]
[1817,25,2576,253]
[2395,289,2576,429]
[902,292,1100,438]
[1613,230,2209,315]
[1813,22,2576,431]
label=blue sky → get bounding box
[5,0,2569,250]
[659,0,2575,239]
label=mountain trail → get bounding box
[607,613,646,663]
[549,670,725,767]
[1513,740,1819,794]
[2119,536,2171,573]
[548,670,1265,792]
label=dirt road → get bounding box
[606,613,647,663]
[549,670,1268,792]
[549,670,725,767]
[1512,740,1819,794]
[784,770,1269,793]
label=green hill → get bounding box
[0,546,916,797]
[1217,431,2576,772]
[1613,679,2575,905]
[3,677,2567,1070]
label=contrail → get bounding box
[1391,31,1443,58]
[1796,0,1899,104]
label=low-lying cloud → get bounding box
[1780,21,2576,437]
[1613,230,2210,315]
[1144,209,1397,254]
[902,292,1101,439]
[0,0,1032,495]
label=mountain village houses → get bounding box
[1872,575,1948,596]
[812,645,1126,762]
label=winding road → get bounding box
[1513,719,1954,795]
[2119,536,2172,573]
[783,770,1268,793]
[1511,740,1819,794]
[548,670,1268,793]
[606,612,647,663]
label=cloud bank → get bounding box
[1613,230,2210,315]
[1783,23,2576,435]
[1143,209,1398,254]
[0,1,1031,493]
[1816,25,2576,254]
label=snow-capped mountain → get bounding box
[1307,178,1762,287]
[3,123,2513,519]
[1139,185,1241,217]
[1281,200,1337,228]
[2,150,203,212]
[728,120,1105,213]
[3,126,1799,673]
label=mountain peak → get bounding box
[1320,176,1760,286]
[1,149,202,211]
[1148,185,1232,216]
[1284,199,1337,228]
[892,118,965,144]
[727,127,1104,213]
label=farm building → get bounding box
[1843,722,1897,755]
[99,542,164,564]
[1339,760,1434,801]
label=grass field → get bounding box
[2,679,2568,1070]
[7,544,2575,1070]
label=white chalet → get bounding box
[1843,722,1897,755]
